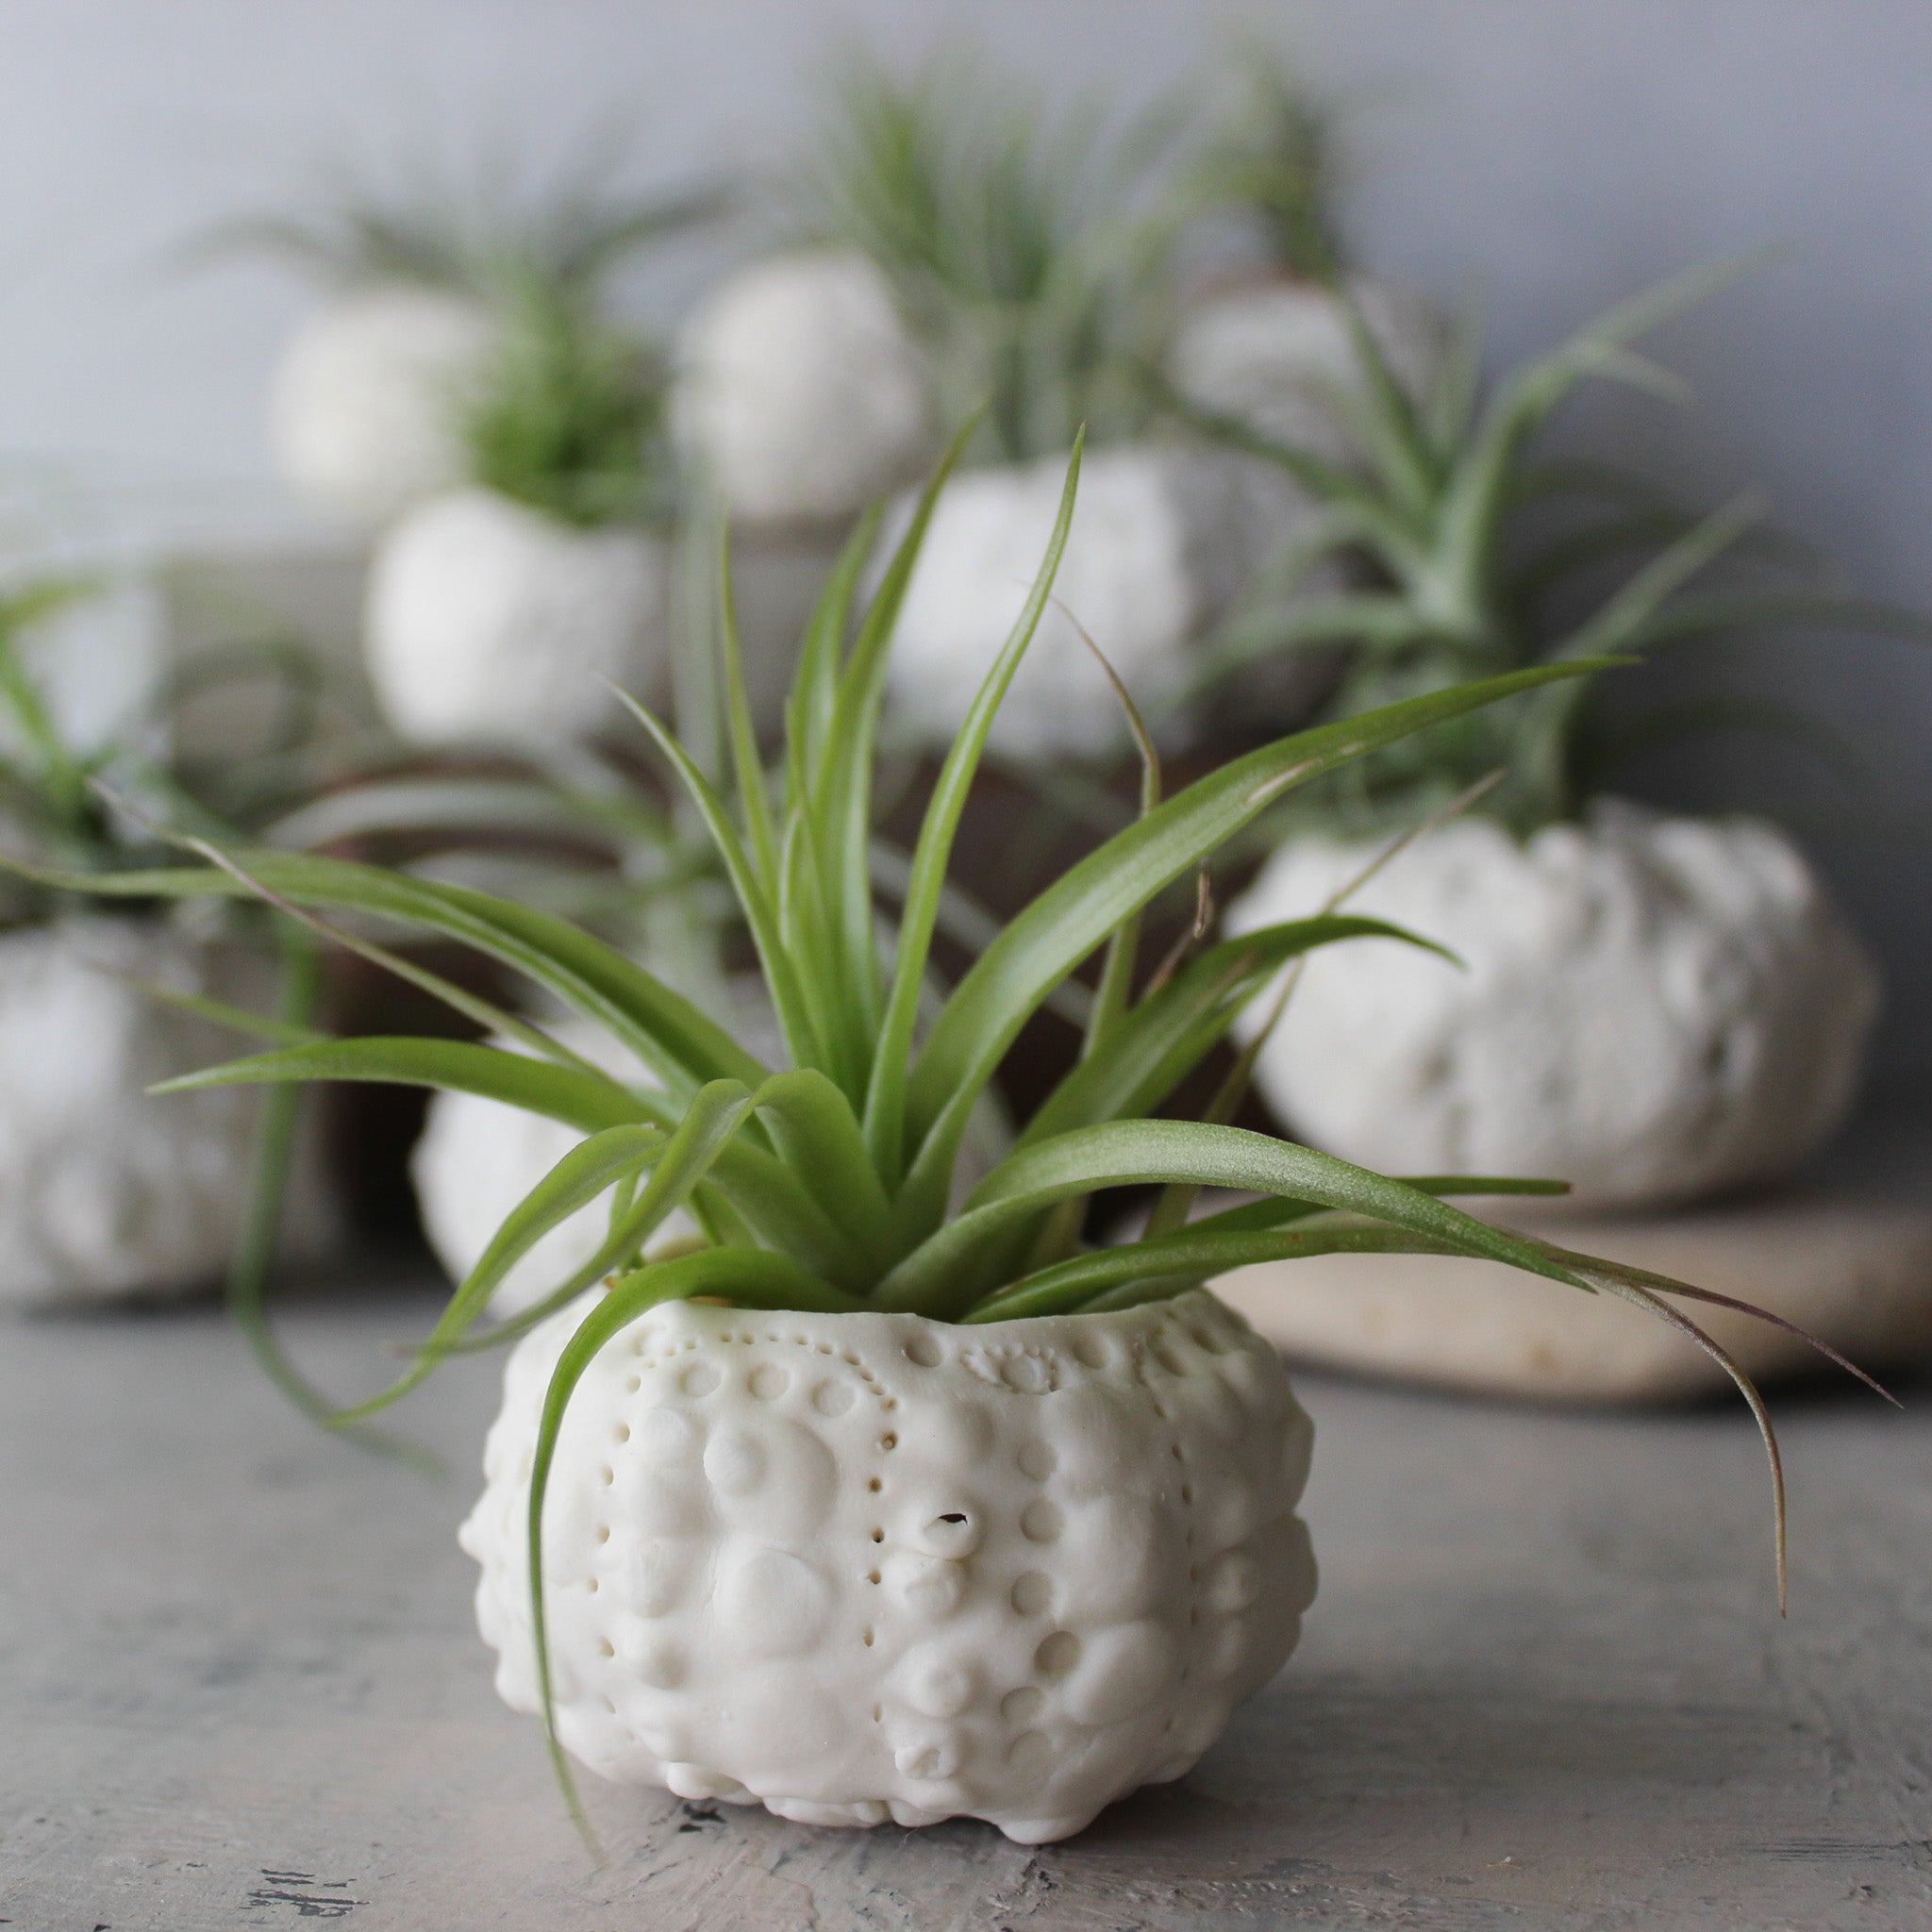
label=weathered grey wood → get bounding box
[2,1274,1928,1930]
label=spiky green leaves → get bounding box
[1180,250,1927,834]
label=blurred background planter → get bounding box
[1228,804,1879,1209]
[364,487,670,750]
[269,284,502,527]
[674,247,936,525]
[0,913,339,1307]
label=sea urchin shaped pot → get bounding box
[882,446,1254,760]
[413,1019,697,1319]
[459,1288,1314,1842]
[1228,803,1880,1210]
[674,248,936,525]
[0,915,337,1307]
[269,284,500,527]
[364,487,668,750]
[1169,275,1442,471]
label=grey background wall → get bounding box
[1,0,1928,1087]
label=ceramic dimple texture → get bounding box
[459,1288,1315,1843]
[1229,803,1881,1211]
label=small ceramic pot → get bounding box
[1228,802,1881,1210]
[364,488,668,749]
[0,914,338,1307]
[881,444,1259,759]
[1169,274,1442,471]
[674,248,936,525]
[412,1018,691,1319]
[459,1288,1315,1842]
[269,284,500,526]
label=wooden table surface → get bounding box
[3,1266,1928,1932]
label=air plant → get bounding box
[1174,38,1344,284]
[1178,251,1924,838]
[7,433,1883,1827]
[1189,255,1910,1221]
[0,568,350,1311]
[196,129,726,300]
[359,278,682,749]
[803,47,1184,463]
[198,132,725,526]
[0,574,333,901]
[458,277,675,531]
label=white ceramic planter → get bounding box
[1227,803,1880,1210]
[1169,275,1441,469]
[269,285,500,526]
[459,1286,1314,1841]
[364,488,669,749]
[0,915,338,1307]
[413,1018,691,1318]
[674,248,936,525]
[882,445,1255,759]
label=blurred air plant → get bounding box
[1173,251,1931,838]
[189,126,728,298]
[800,46,1187,462]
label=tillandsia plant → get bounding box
[0,568,343,1309]
[458,276,675,532]
[6,435,1886,1840]
[1179,251,1921,838]
[196,129,727,302]
[361,275,685,751]
[803,46,1184,463]
[1173,37,1344,285]
[201,131,725,526]
[1194,253,1911,1228]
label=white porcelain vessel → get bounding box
[364,488,668,749]
[413,1018,690,1318]
[0,915,337,1307]
[674,248,935,525]
[882,445,1255,759]
[459,1287,1315,1842]
[1227,803,1880,1210]
[269,284,500,526]
[1169,275,1441,468]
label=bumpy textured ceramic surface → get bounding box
[0,917,337,1307]
[413,1019,695,1318]
[459,1288,1315,1842]
[675,249,935,525]
[1169,275,1442,469]
[882,446,1252,758]
[365,488,667,748]
[269,286,499,525]
[1229,803,1880,1210]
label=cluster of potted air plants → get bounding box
[0,571,339,1310]
[12,439,1884,1843]
[1187,258,1908,1253]
[216,147,725,752]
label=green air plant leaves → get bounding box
[804,47,1187,461]
[1176,249,1929,837]
[13,437,1888,1835]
